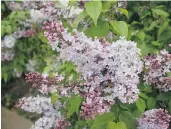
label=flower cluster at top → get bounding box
[144,50,171,92]
[137,108,171,129]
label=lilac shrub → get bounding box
[137,109,171,129]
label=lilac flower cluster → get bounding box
[55,118,71,129]
[137,109,171,129]
[60,33,143,103]
[18,96,67,129]
[80,89,113,120]
[42,20,65,49]
[144,50,171,92]
[25,72,57,87]
[7,1,40,11]
[1,35,16,61]
[24,27,36,37]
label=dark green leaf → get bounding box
[91,112,115,129]
[147,97,156,109]
[119,111,136,129]
[156,92,171,101]
[67,95,82,118]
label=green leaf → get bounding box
[91,112,115,129]
[147,97,156,109]
[106,121,127,129]
[117,8,129,18]
[67,95,82,118]
[136,98,146,112]
[139,92,148,99]
[166,72,171,77]
[84,20,109,37]
[110,20,128,38]
[138,43,157,56]
[3,73,8,83]
[102,1,116,12]
[132,110,142,118]
[158,20,169,36]
[152,41,161,47]
[1,25,5,37]
[51,92,58,104]
[73,10,87,28]
[158,27,171,41]
[152,9,169,17]
[145,21,158,32]
[168,99,171,113]
[17,11,26,19]
[6,25,12,34]
[85,1,102,26]
[119,111,136,129]
[43,65,52,73]
[156,92,171,101]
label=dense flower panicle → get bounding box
[144,50,171,92]
[1,49,15,61]
[7,1,40,11]
[30,9,48,23]
[18,96,52,114]
[42,20,67,51]
[55,118,71,129]
[137,109,171,129]
[24,27,36,37]
[80,90,114,120]
[61,33,143,103]
[2,35,16,48]
[25,72,57,88]
[18,96,64,129]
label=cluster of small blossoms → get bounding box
[137,108,171,129]
[17,95,68,129]
[42,20,68,51]
[60,31,143,103]
[25,72,57,88]
[144,50,171,92]
[80,89,114,120]
[55,118,71,129]
[24,27,36,37]
[7,1,40,11]
[1,49,15,61]
[1,35,16,61]
[2,35,16,49]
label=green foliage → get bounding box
[85,1,102,26]
[84,20,109,37]
[136,98,146,112]
[51,92,58,104]
[110,20,128,38]
[147,97,156,109]
[73,10,88,28]
[67,95,82,118]
[89,112,115,129]
[106,121,127,129]
[119,111,136,129]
